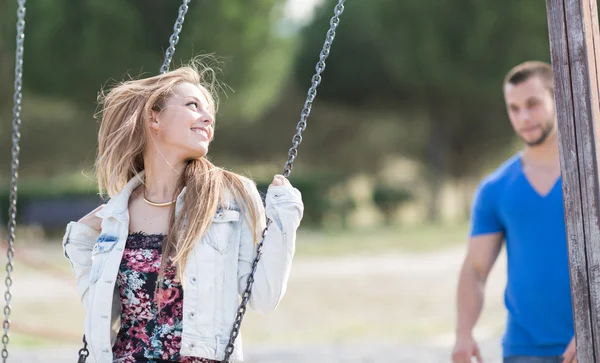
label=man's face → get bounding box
[504,75,556,147]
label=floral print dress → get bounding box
[112,232,219,363]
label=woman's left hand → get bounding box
[270,174,291,187]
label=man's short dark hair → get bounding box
[504,61,554,93]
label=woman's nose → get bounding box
[200,114,214,126]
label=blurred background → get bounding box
[0,0,556,361]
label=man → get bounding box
[451,61,576,363]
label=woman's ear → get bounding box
[148,109,160,131]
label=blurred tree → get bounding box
[372,184,412,226]
[0,0,296,175]
[0,0,18,113]
[21,0,290,115]
[295,0,552,221]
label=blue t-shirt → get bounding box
[469,153,574,357]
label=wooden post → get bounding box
[546,0,600,360]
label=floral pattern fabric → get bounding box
[112,232,218,363]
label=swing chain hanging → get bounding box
[3,1,26,362]
[222,1,346,361]
[160,0,191,74]
[283,0,345,179]
[77,336,89,363]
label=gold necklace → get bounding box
[143,189,176,207]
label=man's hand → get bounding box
[562,337,577,363]
[451,335,483,363]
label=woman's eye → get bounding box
[186,102,198,109]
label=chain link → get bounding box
[160,0,191,74]
[77,335,89,363]
[222,1,346,362]
[3,1,27,362]
[282,1,345,178]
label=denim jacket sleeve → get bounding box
[62,221,100,312]
[237,179,304,314]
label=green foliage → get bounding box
[328,194,357,229]
[0,0,297,175]
[299,0,550,102]
[0,0,570,225]
[296,0,551,178]
[0,96,99,177]
[11,0,291,112]
[256,172,344,228]
[372,185,412,225]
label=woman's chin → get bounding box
[184,149,209,162]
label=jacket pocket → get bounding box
[89,234,118,285]
[206,209,240,254]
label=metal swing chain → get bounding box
[222,1,346,362]
[160,0,191,75]
[2,1,27,362]
[77,336,89,363]
[282,1,346,179]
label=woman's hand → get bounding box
[270,174,292,187]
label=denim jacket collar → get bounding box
[96,170,187,222]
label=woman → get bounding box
[62,61,304,363]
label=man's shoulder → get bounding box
[478,153,522,192]
[468,155,522,235]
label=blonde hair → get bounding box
[95,60,261,287]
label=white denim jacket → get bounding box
[62,171,303,362]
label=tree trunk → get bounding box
[425,116,446,223]
[462,177,474,220]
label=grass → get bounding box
[295,221,469,256]
[4,220,471,259]
[5,334,49,348]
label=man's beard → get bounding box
[522,121,555,147]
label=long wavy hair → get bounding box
[95,59,261,286]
